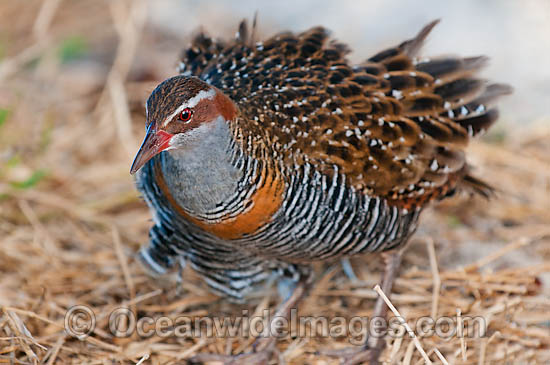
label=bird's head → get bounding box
[130,76,237,174]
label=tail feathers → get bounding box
[446,83,512,136]
[412,55,510,138]
[416,56,489,83]
[364,20,511,142]
[399,19,440,57]
[457,108,500,137]
[368,19,440,71]
[454,83,513,120]
[461,173,495,198]
[435,78,485,110]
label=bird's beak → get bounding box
[130,123,173,174]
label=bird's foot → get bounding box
[189,269,313,364]
[318,249,405,365]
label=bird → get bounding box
[130,19,510,363]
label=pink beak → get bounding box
[130,124,173,174]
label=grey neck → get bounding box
[160,119,243,217]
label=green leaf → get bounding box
[0,108,9,128]
[483,129,507,145]
[40,115,55,151]
[10,169,48,189]
[58,36,88,63]
[6,155,20,168]
[446,214,463,228]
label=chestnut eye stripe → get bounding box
[162,88,216,127]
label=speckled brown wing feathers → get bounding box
[178,20,511,208]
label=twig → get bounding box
[44,335,65,365]
[456,308,467,362]
[112,225,136,305]
[109,70,137,157]
[464,236,539,272]
[403,340,415,365]
[373,285,432,364]
[32,0,62,40]
[1,308,63,329]
[433,348,449,365]
[426,238,440,320]
[135,353,150,365]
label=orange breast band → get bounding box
[154,161,285,240]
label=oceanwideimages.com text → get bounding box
[65,305,486,345]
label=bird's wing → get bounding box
[179,20,510,207]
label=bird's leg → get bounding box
[363,249,404,364]
[253,267,313,353]
[188,267,313,365]
[175,257,186,296]
[321,247,406,365]
[340,257,360,283]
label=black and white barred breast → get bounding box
[137,155,420,300]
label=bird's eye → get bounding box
[179,108,193,122]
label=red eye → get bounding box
[179,108,193,122]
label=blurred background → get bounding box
[1,1,549,364]
[154,0,550,124]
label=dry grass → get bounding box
[1,1,549,364]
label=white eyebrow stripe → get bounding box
[162,88,216,127]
